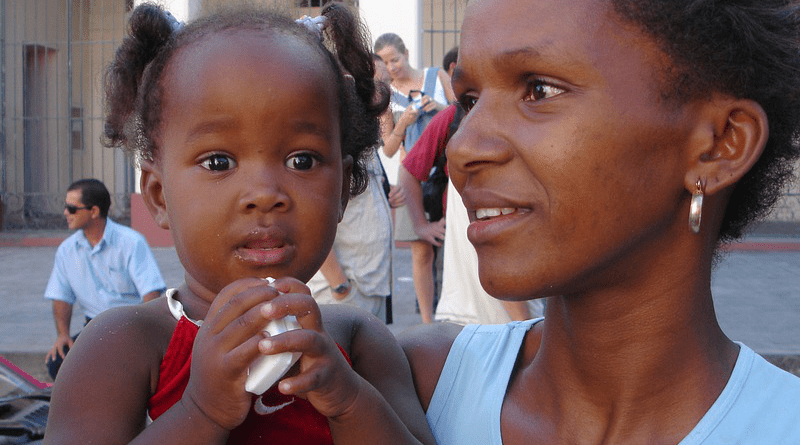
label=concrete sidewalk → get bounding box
[1,231,799,382]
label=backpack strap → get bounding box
[422,67,439,98]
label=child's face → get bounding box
[145,31,348,297]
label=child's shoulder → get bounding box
[319,303,385,355]
[79,297,177,362]
[397,322,464,409]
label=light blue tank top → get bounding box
[426,320,800,445]
[426,319,542,445]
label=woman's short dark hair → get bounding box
[611,0,800,243]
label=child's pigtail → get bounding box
[321,3,389,118]
[320,2,389,195]
[102,3,178,158]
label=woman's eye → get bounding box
[525,78,565,102]
[199,153,236,171]
[458,95,478,113]
[286,153,318,171]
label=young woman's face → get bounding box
[376,44,410,82]
[153,31,347,296]
[449,0,698,300]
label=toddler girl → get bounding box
[43,3,434,444]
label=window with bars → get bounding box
[1,0,357,230]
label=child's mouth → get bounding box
[235,233,294,266]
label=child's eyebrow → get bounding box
[185,117,236,144]
[290,120,333,139]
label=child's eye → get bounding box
[199,153,237,171]
[285,153,318,171]
[525,78,565,102]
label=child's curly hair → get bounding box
[103,2,389,196]
[611,0,800,243]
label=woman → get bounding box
[375,33,456,324]
[401,0,800,443]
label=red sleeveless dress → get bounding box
[147,314,350,444]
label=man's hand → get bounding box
[388,185,406,208]
[414,219,446,247]
[45,335,74,363]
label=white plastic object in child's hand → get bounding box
[244,277,302,395]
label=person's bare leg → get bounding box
[410,240,435,323]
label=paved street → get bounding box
[1,233,799,381]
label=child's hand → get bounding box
[260,278,361,419]
[181,278,280,430]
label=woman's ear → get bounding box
[684,97,768,195]
[139,160,170,230]
[339,155,354,222]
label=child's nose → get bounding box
[238,172,289,213]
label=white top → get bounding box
[435,181,544,324]
[308,152,392,298]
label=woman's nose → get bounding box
[447,102,514,180]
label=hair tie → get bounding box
[163,10,184,33]
[296,15,327,39]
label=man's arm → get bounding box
[46,300,74,362]
[398,166,446,247]
[127,234,167,300]
[317,249,351,301]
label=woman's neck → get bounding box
[392,67,424,95]
[508,263,739,444]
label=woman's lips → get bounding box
[467,207,530,245]
[475,207,517,220]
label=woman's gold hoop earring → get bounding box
[689,178,704,234]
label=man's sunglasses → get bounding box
[65,204,91,214]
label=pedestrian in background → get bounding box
[44,178,165,380]
[375,33,455,323]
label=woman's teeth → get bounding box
[475,208,516,220]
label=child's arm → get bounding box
[265,279,436,445]
[43,301,232,444]
[44,279,287,444]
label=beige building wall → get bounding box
[1,0,797,230]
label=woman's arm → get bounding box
[380,109,404,159]
[383,105,419,160]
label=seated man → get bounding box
[44,179,166,380]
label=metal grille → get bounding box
[0,0,355,230]
[420,0,465,71]
[1,0,135,230]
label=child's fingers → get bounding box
[203,278,278,335]
[269,276,311,296]
[258,326,328,358]
[260,290,324,332]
